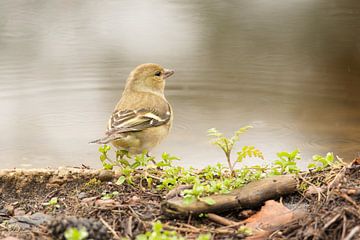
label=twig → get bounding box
[100,217,121,240]
[162,223,200,233]
[207,213,238,226]
[344,226,360,240]
[298,175,324,202]
[128,205,146,229]
[339,193,360,210]
[341,214,347,240]
[217,220,245,230]
[326,166,346,202]
[180,223,201,231]
[163,223,235,234]
[0,224,8,230]
[323,213,341,230]
[125,216,133,238]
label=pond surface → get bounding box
[1,1,359,169]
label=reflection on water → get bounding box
[0,1,359,169]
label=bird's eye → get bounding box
[154,71,162,76]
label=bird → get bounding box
[90,63,174,155]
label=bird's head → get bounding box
[125,63,174,95]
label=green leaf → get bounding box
[183,195,196,205]
[307,163,316,169]
[64,227,89,240]
[49,197,58,205]
[196,233,212,240]
[100,154,106,161]
[116,176,126,185]
[135,234,148,240]
[152,221,163,233]
[102,163,113,170]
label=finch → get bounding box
[90,63,174,154]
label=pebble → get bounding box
[98,170,114,182]
[77,192,88,199]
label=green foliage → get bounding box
[136,221,211,240]
[237,146,264,163]
[208,127,263,175]
[101,191,119,200]
[96,127,341,208]
[238,226,252,236]
[132,151,155,168]
[64,227,89,240]
[99,145,113,170]
[136,221,184,240]
[271,149,301,175]
[308,152,334,171]
[116,176,126,185]
[84,178,101,188]
[43,197,60,209]
[182,182,216,205]
[196,233,212,240]
[157,152,180,167]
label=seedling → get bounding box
[208,127,263,175]
[308,152,335,171]
[101,191,119,200]
[43,197,60,209]
[64,227,89,240]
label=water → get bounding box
[0,1,359,169]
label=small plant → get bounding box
[208,127,263,175]
[136,221,210,240]
[84,178,101,188]
[156,152,180,167]
[182,182,216,205]
[136,221,185,240]
[271,149,301,175]
[308,152,334,171]
[64,227,89,240]
[43,197,60,209]
[238,226,252,236]
[99,145,113,170]
[196,233,212,240]
[101,191,119,200]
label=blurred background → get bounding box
[0,0,359,169]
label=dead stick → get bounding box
[322,213,341,231]
[344,226,360,240]
[207,213,238,226]
[339,193,360,210]
[100,217,121,240]
[162,224,200,233]
[162,175,297,216]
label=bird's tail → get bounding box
[89,136,112,144]
[89,133,122,144]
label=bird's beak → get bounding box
[163,69,175,79]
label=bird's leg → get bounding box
[146,151,157,164]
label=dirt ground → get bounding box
[0,159,359,240]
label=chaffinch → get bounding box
[91,63,174,154]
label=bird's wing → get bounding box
[106,106,171,135]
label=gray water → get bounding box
[1,1,359,169]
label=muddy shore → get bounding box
[0,160,359,240]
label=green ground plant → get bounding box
[101,191,119,200]
[97,127,338,205]
[43,197,60,209]
[308,152,335,171]
[271,149,301,175]
[64,227,88,240]
[136,221,211,240]
[207,126,263,175]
